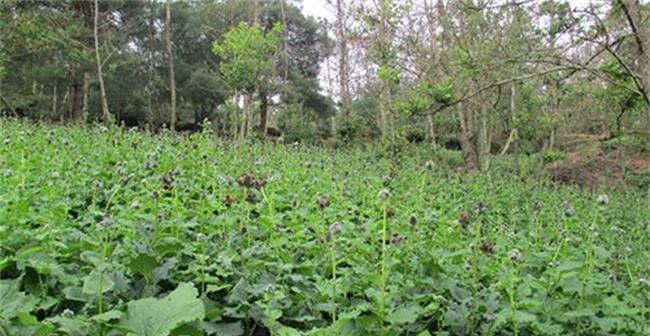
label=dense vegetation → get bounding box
[1,0,649,170]
[1,0,649,335]
[1,120,648,335]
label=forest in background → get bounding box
[0,0,649,171]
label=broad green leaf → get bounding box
[122,282,205,336]
[128,254,158,279]
[385,306,419,325]
[513,310,537,323]
[201,321,243,336]
[81,271,114,296]
[278,326,301,336]
[91,310,123,323]
[0,279,37,320]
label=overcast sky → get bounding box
[299,0,599,22]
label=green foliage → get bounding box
[212,22,283,93]
[395,79,455,116]
[542,148,565,163]
[123,283,205,336]
[0,120,648,335]
[377,65,400,85]
[600,134,649,154]
[0,52,5,78]
[277,103,319,143]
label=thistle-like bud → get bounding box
[508,248,522,262]
[596,194,609,206]
[98,216,114,229]
[326,222,343,241]
[377,188,391,199]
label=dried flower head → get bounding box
[458,211,471,228]
[562,202,574,217]
[475,201,488,215]
[508,248,523,262]
[390,232,406,246]
[377,188,391,199]
[161,173,175,190]
[424,160,435,169]
[245,191,258,203]
[115,165,127,176]
[326,222,343,241]
[144,160,158,170]
[608,274,617,283]
[317,196,330,210]
[409,213,418,226]
[480,240,495,254]
[3,138,11,145]
[238,173,266,189]
[51,171,60,180]
[223,194,236,207]
[596,194,609,206]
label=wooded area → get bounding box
[0,0,649,170]
[1,2,650,334]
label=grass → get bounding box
[0,119,648,335]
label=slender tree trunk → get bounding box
[165,0,177,131]
[0,94,17,118]
[252,0,259,25]
[478,104,489,169]
[52,86,57,118]
[458,102,480,170]
[427,114,436,147]
[259,90,269,136]
[336,0,351,115]
[81,72,90,122]
[501,82,518,155]
[379,88,388,138]
[66,68,83,121]
[94,0,110,123]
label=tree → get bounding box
[94,0,110,123]
[334,0,351,115]
[165,0,177,131]
[212,22,283,139]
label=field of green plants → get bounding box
[0,120,648,336]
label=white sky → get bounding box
[299,0,601,22]
[298,0,608,99]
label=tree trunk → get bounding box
[94,0,110,123]
[501,82,517,155]
[259,90,269,136]
[166,0,177,131]
[336,0,351,115]
[458,102,480,171]
[66,68,83,121]
[478,104,489,169]
[0,94,17,117]
[379,88,388,138]
[427,114,436,148]
[51,86,57,118]
[81,72,90,122]
[146,2,157,129]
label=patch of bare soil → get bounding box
[549,136,649,187]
